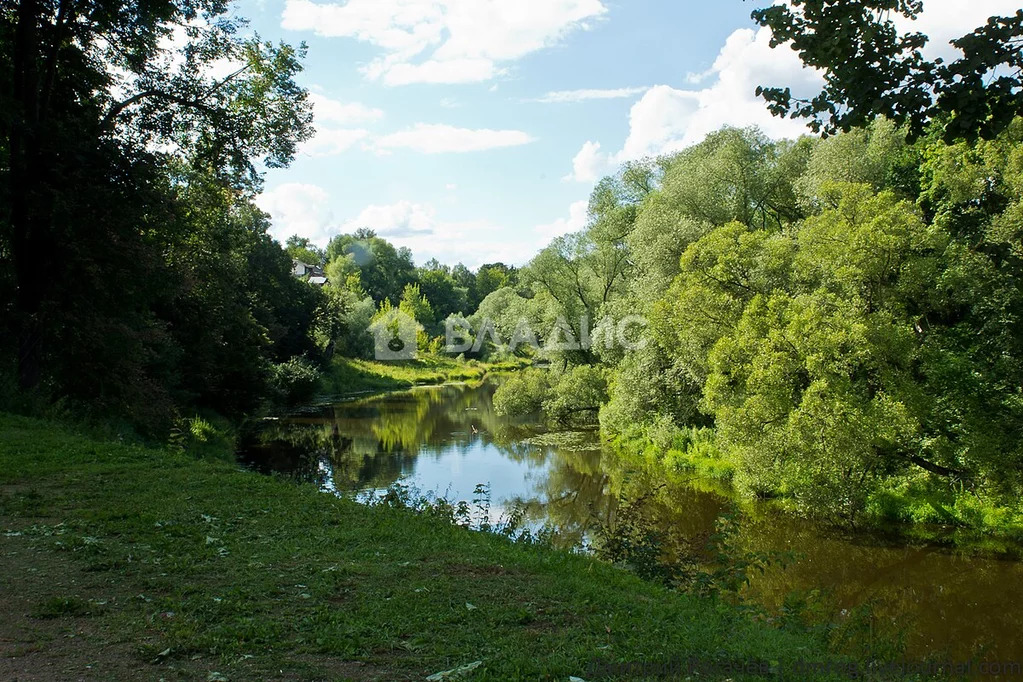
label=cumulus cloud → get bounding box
[337,199,535,267]
[563,26,821,183]
[893,0,1020,62]
[256,183,335,245]
[535,87,648,103]
[281,0,607,85]
[615,85,703,161]
[309,92,383,125]
[340,200,438,238]
[375,123,536,153]
[534,200,590,240]
[563,141,610,183]
[561,0,1018,185]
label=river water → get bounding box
[237,380,1023,666]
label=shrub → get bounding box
[493,369,552,417]
[269,357,321,406]
[542,365,607,426]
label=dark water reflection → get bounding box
[237,380,1023,664]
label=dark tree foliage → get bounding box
[751,0,1023,141]
[472,262,518,310]
[0,0,316,432]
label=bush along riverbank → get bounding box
[607,419,1023,549]
[0,412,871,681]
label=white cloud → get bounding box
[535,200,590,240]
[535,87,648,103]
[256,183,335,245]
[281,0,607,85]
[308,92,384,125]
[893,0,1020,62]
[297,93,382,157]
[563,0,1020,186]
[563,140,610,183]
[563,26,822,183]
[301,128,370,157]
[341,200,437,238]
[337,199,536,267]
[375,123,535,153]
[377,58,499,86]
[616,85,703,161]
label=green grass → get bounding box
[323,355,529,396]
[0,412,851,680]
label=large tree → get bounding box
[0,0,314,432]
[1,0,312,391]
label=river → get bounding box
[237,379,1023,666]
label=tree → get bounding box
[451,263,476,295]
[286,235,325,265]
[326,230,416,304]
[752,1,1023,141]
[417,266,469,320]
[469,263,508,306]
[625,127,808,299]
[398,283,435,330]
[1,0,312,392]
[794,118,920,209]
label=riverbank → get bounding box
[608,425,1023,549]
[322,355,529,397]
[0,412,853,680]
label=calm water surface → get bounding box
[237,380,1023,664]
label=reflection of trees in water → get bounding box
[505,446,614,547]
[735,515,1023,660]
[242,384,728,551]
[241,382,540,492]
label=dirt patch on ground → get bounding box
[281,654,419,682]
[0,530,149,681]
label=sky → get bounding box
[237,0,1020,269]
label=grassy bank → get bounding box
[322,355,529,396]
[0,413,855,681]
[610,425,1023,546]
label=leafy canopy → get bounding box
[752,1,1023,142]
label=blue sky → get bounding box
[238,0,1014,268]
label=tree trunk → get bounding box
[908,455,965,479]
